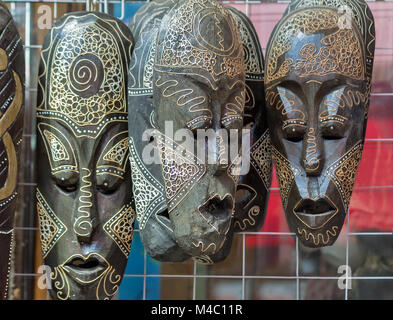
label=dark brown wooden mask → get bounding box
[36,12,134,300]
[227,7,272,233]
[129,1,271,264]
[153,0,245,262]
[0,3,24,300]
[265,4,375,247]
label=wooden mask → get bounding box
[36,12,135,300]
[153,0,246,262]
[129,1,271,264]
[265,2,375,247]
[0,3,24,300]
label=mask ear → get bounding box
[37,123,78,175]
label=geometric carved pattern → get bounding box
[104,203,136,257]
[250,130,272,190]
[326,142,363,211]
[103,138,129,166]
[228,8,263,75]
[272,147,301,209]
[129,138,166,230]
[155,132,206,212]
[43,129,69,162]
[297,225,339,247]
[48,23,126,126]
[36,189,67,258]
[157,0,244,81]
[265,9,365,84]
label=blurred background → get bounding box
[4,0,393,300]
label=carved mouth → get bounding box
[63,254,108,284]
[294,197,338,229]
[198,194,234,235]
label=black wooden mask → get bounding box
[0,3,24,300]
[129,1,270,264]
[153,0,245,262]
[36,12,135,300]
[265,2,375,247]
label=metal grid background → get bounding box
[3,0,393,300]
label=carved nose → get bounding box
[302,128,324,176]
[74,217,93,244]
[74,168,94,244]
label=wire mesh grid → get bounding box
[3,0,393,300]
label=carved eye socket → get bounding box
[96,175,122,195]
[60,184,78,193]
[283,126,306,143]
[52,172,79,194]
[320,123,345,140]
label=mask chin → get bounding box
[141,206,191,262]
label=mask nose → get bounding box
[302,128,324,176]
[73,168,94,243]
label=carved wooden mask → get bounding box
[129,1,270,264]
[153,0,246,262]
[265,3,375,247]
[36,12,134,300]
[0,3,24,300]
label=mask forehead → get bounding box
[154,0,246,133]
[36,12,134,300]
[266,8,366,85]
[155,0,244,87]
[38,13,131,138]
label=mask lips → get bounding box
[198,193,234,235]
[293,196,338,229]
[63,253,109,284]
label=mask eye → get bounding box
[96,175,122,195]
[52,172,79,194]
[320,122,345,140]
[61,184,77,193]
[283,125,306,143]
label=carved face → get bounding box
[128,0,190,263]
[36,13,134,300]
[227,7,272,233]
[265,6,374,247]
[0,4,24,300]
[153,0,245,261]
[129,2,272,264]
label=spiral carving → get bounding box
[69,54,104,98]
[47,23,126,127]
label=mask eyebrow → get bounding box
[276,80,306,104]
[315,78,346,100]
